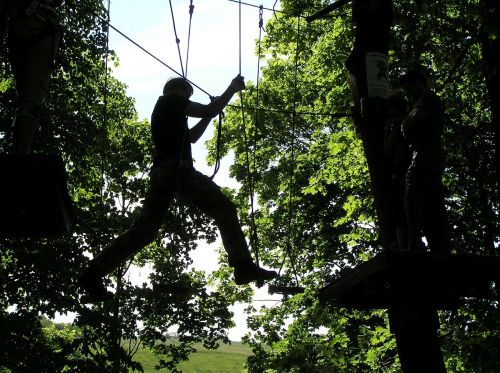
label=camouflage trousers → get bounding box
[92,161,252,276]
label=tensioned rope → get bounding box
[275,15,302,287]
[97,14,210,96]
[185,0,195,77]
[168,0,185,76]
[251,5,265,194]
[238,0,261,271]
[100,0,111,206]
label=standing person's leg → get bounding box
[392,173,408,250]
[179,168,276,285]
[405,159,428,251]
[79,167,176,301]
[8,16,59,154]
[423,169,450,254]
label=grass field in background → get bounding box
[132,342,252,373]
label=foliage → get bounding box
[207,0,500,371]
[0,1,243,372]
[1,0,500,371]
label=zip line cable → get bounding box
[168,0,185,76]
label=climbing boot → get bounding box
[234,261,277,287]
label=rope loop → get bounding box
[210,112,224,180]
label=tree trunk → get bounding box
[346,0,394,249]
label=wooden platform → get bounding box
[319,250,500,309]
[0,154,72,237]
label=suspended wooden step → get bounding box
[319,250,500,310]
[0,154,72,237]
[268,285,305,295]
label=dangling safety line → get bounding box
[237,0,260,269]
[240,98,260,268]
[247,5,266,268]
[276,15,302,287]
[168,0,185,77]
[251,6,264,186]
[185,0,194,78]
[247,4,266,264]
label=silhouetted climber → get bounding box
[78,76,277,302]
[384,95,411,250]
[400,70,450,254]
[2,0,62,154]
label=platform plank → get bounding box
[0,154,72,237]
[319,250,500,309]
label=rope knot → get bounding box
[259,5,264,29]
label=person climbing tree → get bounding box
[78,75,278,302]
[3,0,62,154]
[400,70,450,254]
[384,95,411,250]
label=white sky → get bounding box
[57,0,285,341]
